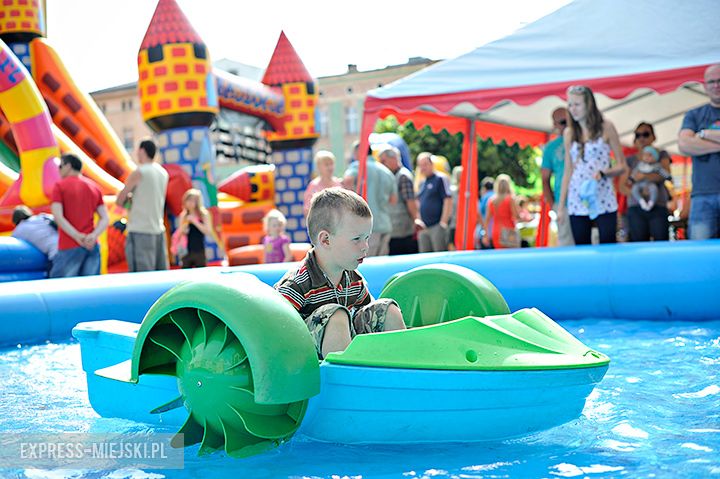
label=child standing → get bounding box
[630,146,669,211]
[275,187,406,358]
[177,188,213,268]
[262,209,293,263]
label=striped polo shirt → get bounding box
[274,249,371,319]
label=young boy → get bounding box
[275,187,406,358]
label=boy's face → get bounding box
[322,214,372,270]
[641,151,655,164]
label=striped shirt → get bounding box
[274,249,371,319]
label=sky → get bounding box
[45,0,572,93]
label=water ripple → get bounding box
[674,385,720,399]
[612,422,649,439]
[549,463,625,477]
[681,443,714,452]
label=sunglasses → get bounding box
[634,132,652,139]
[567,85,588,94]
[557,119,568,126]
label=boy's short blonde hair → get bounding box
[306,187,371,244]
[314,150,336,168]
[263,208,287,231]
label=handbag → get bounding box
[170,227,188,257]
[499,227,521,248]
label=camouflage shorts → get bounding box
[305,298,398,358]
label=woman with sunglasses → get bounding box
[558,85,627,244]
[623,122,672,241]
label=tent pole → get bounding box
[459,119,477,250]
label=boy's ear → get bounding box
[318,229,331,247]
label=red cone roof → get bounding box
[262,31,313,86]
[140,0,205,50]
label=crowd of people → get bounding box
[6,64,718,365]
[9,64,719,280]
[539,63,720,245]
[304,144,458,258]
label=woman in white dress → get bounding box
[558,85,627,244]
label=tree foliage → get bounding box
[375,116,541,192]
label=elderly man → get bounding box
[416,152,452,252]
[678,64,720,240]
[377,145,423,255]
[344,149,397,256]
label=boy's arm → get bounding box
[275,279,305,312]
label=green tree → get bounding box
[375,116,541,194]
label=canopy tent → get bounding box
[358,0,720,249]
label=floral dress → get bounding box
[567,137,618,216]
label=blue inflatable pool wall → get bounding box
[1,240,719,347]
[0,237,47,283]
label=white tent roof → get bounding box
[365,0,719,153]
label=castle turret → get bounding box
[0,0,46,70]
[137,0,218,132]
[138,0,222,264]
[261,32,318,241]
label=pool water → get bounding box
[0,319,718,479]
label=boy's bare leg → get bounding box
[383,304,407,331]
[321,310,352,358]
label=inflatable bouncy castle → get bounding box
[0,0,319,277]
[0,0,134,274]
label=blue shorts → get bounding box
[689,193,720,240]
[49,244,101,278]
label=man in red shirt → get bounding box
[49,154,109,278]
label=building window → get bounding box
[346,87,353,94]
[123,128,134,152]
[318,109,328,137]
[127,99,133,111]
[121,100,134,112]
[345,106,358,135]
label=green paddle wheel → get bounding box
[128,274,319,457]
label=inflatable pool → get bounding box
[2,240,719,347]
[72,264,609,457]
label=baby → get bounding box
[631,146,666,211]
